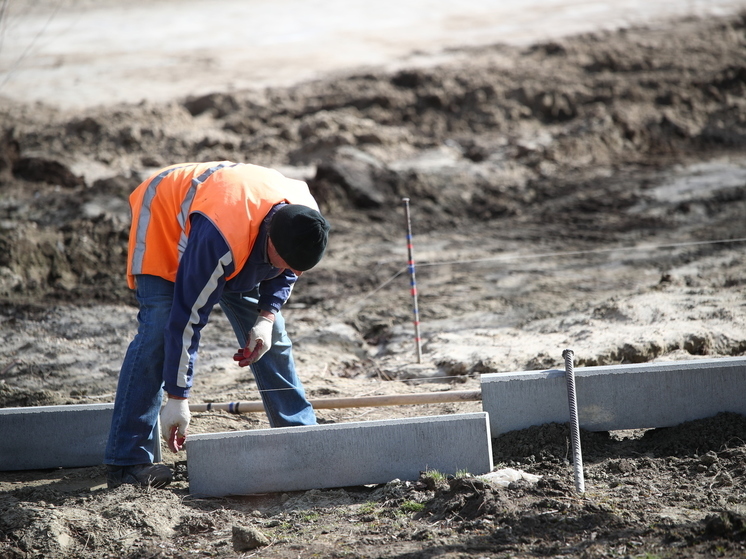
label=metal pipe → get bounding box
[563,348,585,493]
[189,389,482,414]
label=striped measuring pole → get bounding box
[402,198,422,363]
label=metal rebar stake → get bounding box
[402,198,422,363]
[563,348,585,493]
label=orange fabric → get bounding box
[127,162,318,289]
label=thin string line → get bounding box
[224,373,480,396]
[327,266,408,321]
[251,235,746,396]
[321,235,746,321]
[417,236,746,268]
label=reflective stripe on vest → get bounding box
[130,162,235,279]
[126,161,319,289]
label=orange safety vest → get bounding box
[126,161,319,289]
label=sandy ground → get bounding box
[2,0,746,109]
[1,4,746,559]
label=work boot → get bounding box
[106,463,173,489]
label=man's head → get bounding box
[269,204,330,272]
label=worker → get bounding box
[104,161,330,489]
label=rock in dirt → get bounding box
[12,157,84,188]
[313,146,390,209]
[705,510,746,541]
[232,524,270,551]
[416,477,515,522]
[480,467,542,488]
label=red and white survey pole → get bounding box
[402,197,422,363]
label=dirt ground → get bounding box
[1,9,746,559]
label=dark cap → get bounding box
[269,205,330,271]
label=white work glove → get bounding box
[233,315,273,367]
[160,397,191,453]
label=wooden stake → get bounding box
[189,389,482,414]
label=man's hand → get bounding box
[160,396,190,452]
[233,314,273,366]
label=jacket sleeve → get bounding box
[258,268,298,314]
[162,213,235,398]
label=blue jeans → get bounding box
[105,275,316,466]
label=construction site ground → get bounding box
[1,6,746,559]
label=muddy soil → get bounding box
[1,11,746,559]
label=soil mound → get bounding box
[1,12,746,308]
